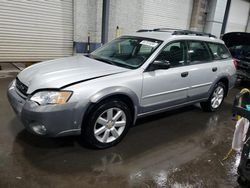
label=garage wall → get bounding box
[190,0,207,32]
[108,0,144,41]
[142,0,193,30]
[0,0,73,62]
[74,0,102,44]
[204,0,227,37]
[226,0,250,32]
[108,0,193,41]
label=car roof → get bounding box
[126,30,224,44]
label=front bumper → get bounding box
[7,81,81,137]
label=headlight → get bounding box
[30,91,72,105]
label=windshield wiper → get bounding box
[112,62,134,69]
[91,56,116,65]
[90,55,133,69]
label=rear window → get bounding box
[207,43,231,60]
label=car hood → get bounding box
[222,32,250,47]
[222,32,250,62]
[17,55,128,94]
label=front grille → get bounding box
[16,78,28,96]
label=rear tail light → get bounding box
[232,58,238,68]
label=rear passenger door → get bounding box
[186,40,217,99]
[207,42,233,83]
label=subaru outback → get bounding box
[7,29,236,148]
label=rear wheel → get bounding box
[82,99,132,149]
[200,82,226,112]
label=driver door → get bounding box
[141,41,190,112]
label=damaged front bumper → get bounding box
[7,80,82,137]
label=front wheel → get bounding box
[82,99,132,149]
[200,82,226,112]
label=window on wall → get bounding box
[156,41,186,67]
[207,43,231,60]
[187,41,212,64]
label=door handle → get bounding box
[181,72,189,77]
[212,67,218,72]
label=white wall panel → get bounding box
[226,0,250,33]
[108,0,144,41]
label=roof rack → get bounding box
[136,28,217,38]
[136,28,180,33]
[136,29,154,32]
[153,28,181,32]
[172,30,217,38]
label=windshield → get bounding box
[90,37,162,69]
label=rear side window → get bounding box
[207,43,231,60]
[187,41,212,64]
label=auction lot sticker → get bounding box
[140,40,158,47]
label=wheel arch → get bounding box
[208,76,230,97]
[217,77,229,96]
[82,87,139,130]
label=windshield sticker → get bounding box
[140,40,158,47]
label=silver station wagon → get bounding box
[8,29,236,148]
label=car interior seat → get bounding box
[169,46,183,66]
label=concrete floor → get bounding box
[0,71,247,188]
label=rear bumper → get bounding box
[7,80,81,137]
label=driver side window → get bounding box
[156,41,186,67]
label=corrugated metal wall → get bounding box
[142,0,193,29]
[0,0,73,62]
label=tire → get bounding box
[200,82,226,112]
[82,99,132,149]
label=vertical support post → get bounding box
[221,0,231,35]
[245,10,250,32]
[101,0,110,44]
[87,32,90,54]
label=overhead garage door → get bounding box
[226,0,250,33]
[142,0,193,29]
[0,0,73,62]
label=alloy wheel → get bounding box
[94,108,126,143]
[211,86,224,109]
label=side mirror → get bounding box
[147,60,170,71]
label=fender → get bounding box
[90,86,140,124]
[207,74,231,98]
